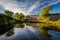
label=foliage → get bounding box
[0,14,14,25]
[4,10,14,17]
[38,5,60,31]
[13,13,25,20]
[39,6,52,17]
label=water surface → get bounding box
[0,23,60,40]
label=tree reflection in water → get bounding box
[0,23,60,38]
[26,23,56,38]
[0,23,24,37]
[6,29,14,37]
[14,23,24,28]
[38,27,51,38]
[0,24,14,35]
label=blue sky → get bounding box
[0,0,60,15]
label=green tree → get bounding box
[13,13,25,20]
[39,6,52,17]
[19,13,25,20]
[4,10,14,17]
[13,13,19,20]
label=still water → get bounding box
[0,23,60,40]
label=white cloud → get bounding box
[0,0,27,15]
[27,1,40,15]
[0,0,41,15]
[47,0,60,6]
[0,0,60,15]
[26,0,60,15]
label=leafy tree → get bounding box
[38,6,52,22]
[13,13,19,20]
[13,13,25,20]
[39,6,52,17]
[19,13,25,20]
[4,10,14,17]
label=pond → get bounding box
[0,23,60,40]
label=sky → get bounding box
[0,0,60,15]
